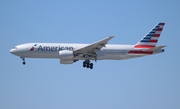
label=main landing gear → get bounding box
[21,57,26,65]
[83,60,93,69]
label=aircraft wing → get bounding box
[74,36,114,56]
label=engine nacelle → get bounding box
[60,60,74,64]
[59,50,74,60]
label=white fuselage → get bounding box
[10,43,164,61]
[9,23,166,68]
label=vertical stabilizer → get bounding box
[134,22,165,48]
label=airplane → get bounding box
[10,22,166,69]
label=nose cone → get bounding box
[10,48,19,55]
[10,45,26,57]
[10,49,15,54]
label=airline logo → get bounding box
[30,44,37,51]
[30,44,74,51]
[128,22,165,55]
[135,22,165,48]
[37,45,73,51]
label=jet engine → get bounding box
[60,59,74,64]
[59,50,74,60]
[59,50,74,64]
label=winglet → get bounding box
[109,36,115,38]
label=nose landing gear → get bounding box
[21,57,26,65]
[83,60,93,69]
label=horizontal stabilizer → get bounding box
[144,45,166,51]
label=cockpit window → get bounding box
[13,47,17,49]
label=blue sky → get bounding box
[0,0,180,109]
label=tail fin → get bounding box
[134,22,165,48]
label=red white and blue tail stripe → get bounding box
[134,22,165,48]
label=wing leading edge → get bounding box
[74,36,115,57]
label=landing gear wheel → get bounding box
[89,63,93,69]
[87,63,90,68]
[83,61,87,67]
[82,60,94,69]
[21,57,26,65]
[83,64,86,67]
[90,63,93,69]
